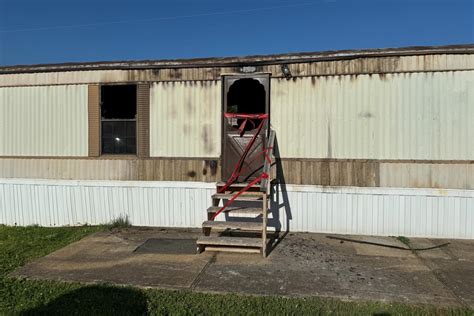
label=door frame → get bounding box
[220,73,271,180]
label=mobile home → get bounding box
[0,45,473,241]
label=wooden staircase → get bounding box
[197,130,275,257]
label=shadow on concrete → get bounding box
[268,136,293,254]
[20,285,147,315]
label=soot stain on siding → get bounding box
[170,69,182,79]
[327,124,332,158]
[186,100,194,114]
[202,125,214,154]
[183,125,190,135]
[170,105,177,119]
[349,74,359,82]
[202,160,218,176]
[359,111,374,118]
[202,160,209,176]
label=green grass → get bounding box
[107,214,132,229]
[0,225,472,315]
[396,236,411,247]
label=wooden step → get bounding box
[212,193,264,201]
[216,182,260,188]
[207,206,265,214]
[197,236,262,248]
[202,220,263,231]
[204,246,260,254]
[216,182,263,193]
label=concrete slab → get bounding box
[195,234,460,306]
[11,228,474,308]
[134,238,197,254]
[409,238,474,308]
[13,228,211,289]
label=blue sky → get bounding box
[0,0,472,66]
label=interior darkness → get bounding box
[227,78,266,131]
[101,85,136,119]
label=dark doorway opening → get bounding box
[226,78,266,131]
[100,85,137,155]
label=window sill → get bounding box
[99,154,138,159]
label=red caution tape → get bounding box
[211,172,269,220]
[219,113,269,193]
[212,113,272,220]
[224,113,269,119]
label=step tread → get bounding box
[202,220,263,231]
[197,236,262,248]
[204,246,261,254]
[216,182,259,188]
[212,193,264,201]
[207,206,264,214]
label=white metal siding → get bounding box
[1,178,472,239]
[271,185,474,239]
[150,81,221,158]
[0,85,88,156]
[271,71,474,160]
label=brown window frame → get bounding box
[88,83,150,158]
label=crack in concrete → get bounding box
[190,253,217,291]
[411,244,470,309]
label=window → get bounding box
[100,85,137,155]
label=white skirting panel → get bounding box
[0,178,473,239]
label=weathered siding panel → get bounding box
[1,158,472,189]
[1,178,472,239]
[1,54,472,87]
[0,158,220,182]
[272,71,474,160]
[380,162,474,190]
[278,159,380,187]
[0,85,88,156]
[277,159,474,189]
[150,81,221,158]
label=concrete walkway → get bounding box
[12,228,474,308]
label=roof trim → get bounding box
[1,44,473,75]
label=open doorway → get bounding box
[222,75,270,182]
[100,85,137,155]
[226,78,266,131]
